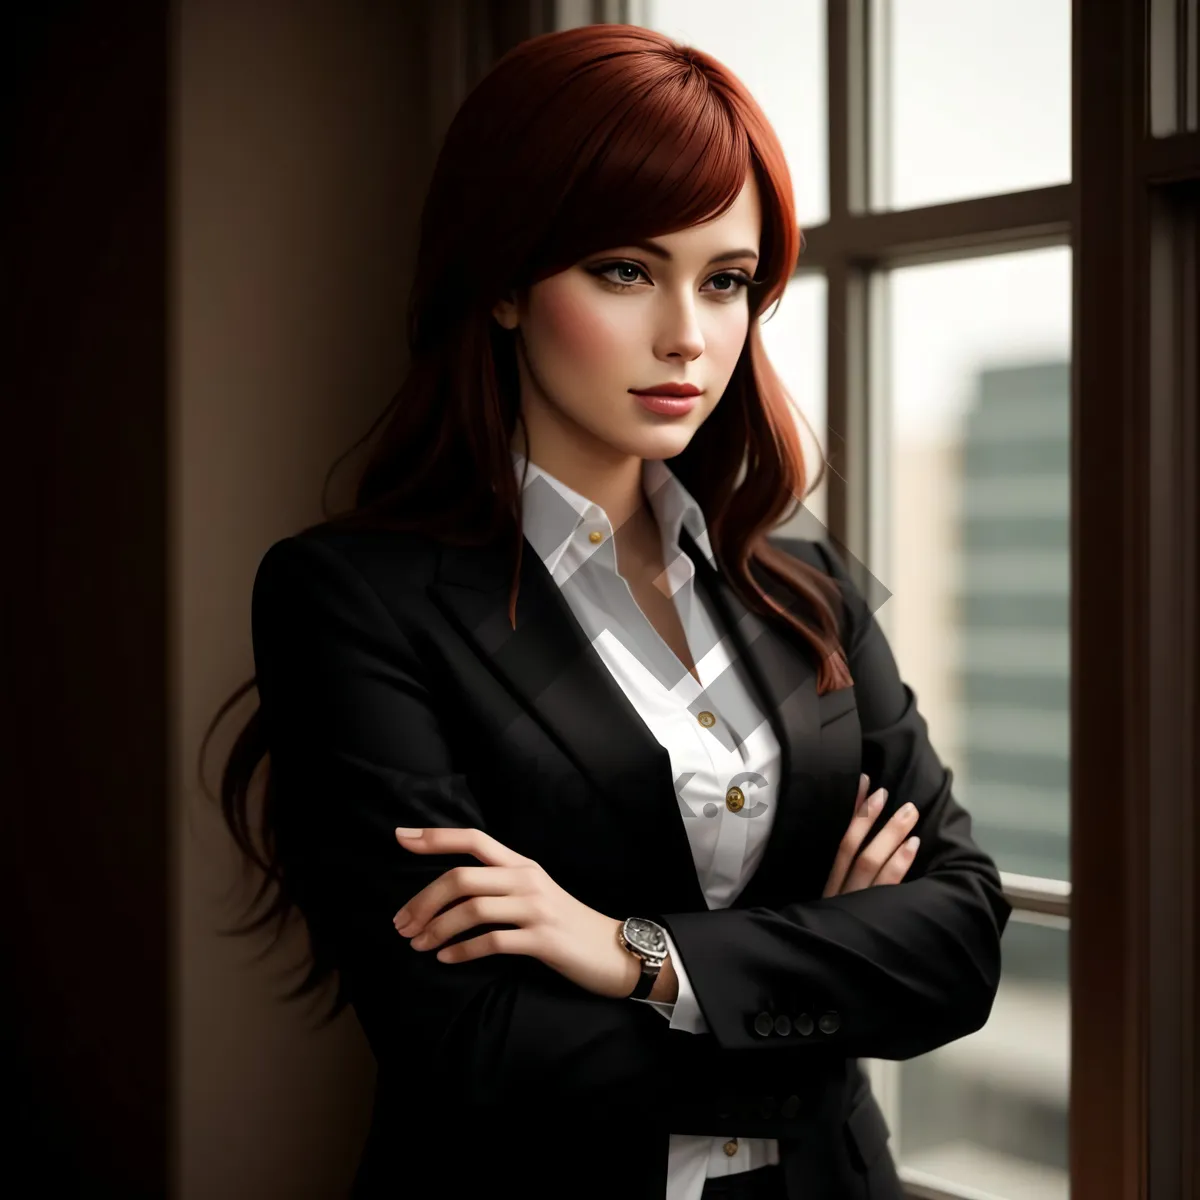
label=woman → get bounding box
[206,23,1010,1200]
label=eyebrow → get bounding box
[619,238,759,266]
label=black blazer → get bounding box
[250,521,1011,1200]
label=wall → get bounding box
[174,2,432,1194]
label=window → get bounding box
[872,0,1071,211]
[880,249,1072,1198]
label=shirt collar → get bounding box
[511,450,717,578]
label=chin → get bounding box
[631,431,698,460]
[618,416,695,439]
[585,417,701,461]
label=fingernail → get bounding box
[395,827,424,838]
[901,802,915,817]
[868,790,886,814]
[856,775,870,811]
[394,908,411,927]
[906,836,920,852]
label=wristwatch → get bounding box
[618,916,669,999]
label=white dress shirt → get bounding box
[513,451,784,1199]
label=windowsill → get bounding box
[901,1140,1068,1200]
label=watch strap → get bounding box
[627,959,660,1000]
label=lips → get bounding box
[630,384,702,397]
[632,391,697,417]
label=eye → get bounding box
[587,261,650,288]
[705,271,753,298]
[586,260,754,300]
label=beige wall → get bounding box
[173,3,432,1195]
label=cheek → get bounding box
[709,307,751,368]
[535,285,627,370]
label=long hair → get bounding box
[201,24,853,1023]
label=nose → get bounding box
[653,295,705,362]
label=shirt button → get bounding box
[725,785,745,813]
[697,711,715,727]
[588,530,603,543]
[723,1140,739,1157]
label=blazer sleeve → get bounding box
[249,533,732,1118]
[656,537,1013,1061]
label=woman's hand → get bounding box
[822,773,921,897]
[391,826,640,1000]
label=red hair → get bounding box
[335,23,850,687]
[204,24,851,1018]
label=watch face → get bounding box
[625,917,667,957]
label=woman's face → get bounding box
[496,170,762,470]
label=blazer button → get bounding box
[759,1095,777,1119]
[754,1011,774,1037]
[781,1094,800,1119]
[819,1011,841,1034]
[698,711,716,727]
[723,1140,739,1157]
[773,1014,792,1037]
[726,785,745,813]
[794,1013,814,1036]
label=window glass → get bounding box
[872,0,1071,210]
[760,274,828,534]
[883,246,1071,883]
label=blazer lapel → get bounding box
[428,533,710,912]
[427,529,862,912]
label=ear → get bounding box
[492,293,519,330]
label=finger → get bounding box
[405,895,531,953]
[822,838,855,898]
[394,864,525,935]
[841,801,918,893]
[394,825,530,869]
[871,837,920,886]
[393,826,530,928]
[437,925,535,963]
[822,785,885,898]
[843,828,906,892]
